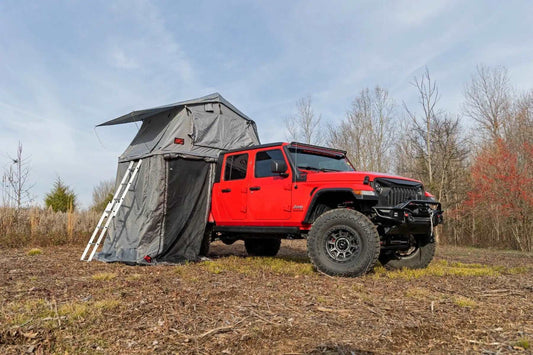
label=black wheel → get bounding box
[244,238,281,256]
[379,234,436,270]
[307,209,380,277]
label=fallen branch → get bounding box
[477,289,509,294]
[250,310,280,325]
[478,291,523,297]
[454,335,502,346]
[53,298,61,327]
[197,325,234,339]
[361,302,385,317]
[196,317,248,340]
[316,306,351,314]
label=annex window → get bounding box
[224,153,248,181]
[255,149,285,178]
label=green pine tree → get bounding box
[45,177,77,212]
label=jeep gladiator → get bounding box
[205,142,443,277]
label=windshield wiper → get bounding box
[297,166,340,172]
[297,165,320,171]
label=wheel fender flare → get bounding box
[303,188,357,224]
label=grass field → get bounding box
[1,241,532,354]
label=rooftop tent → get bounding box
[96,93,260,264]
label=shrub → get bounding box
[45,177,77,212]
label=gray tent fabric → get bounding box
[98,92,256,128]
[96,93,260,264]
[116,102,258,161]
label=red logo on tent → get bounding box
[174,138,185,145]
[144,255,152,263]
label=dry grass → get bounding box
[174,256,314,283]
[93,299,121,311]
[515,337,531,350]
[58,302,88,320]
[91,272,117,281]
[404,287,435,300]
[198,256,314,276]
[372,260,528,280]
[26,248,42,256]
[453,296,478,308]
[0,207,99,248]
[1,242,532,354]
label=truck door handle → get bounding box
[249,186,261,191]
[221,188,231,193]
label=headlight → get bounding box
[373,182,383,194]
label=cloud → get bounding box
[0,1,202,207]
[1,0,533,207]
[110,48,139,69]
[388,0,456,28]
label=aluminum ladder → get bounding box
[81,159,143,261]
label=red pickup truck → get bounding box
[205,142,443,277]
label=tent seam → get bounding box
[158,156,169,257]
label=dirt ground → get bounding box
[1,241,532,354]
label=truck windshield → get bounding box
[288,148,354,172]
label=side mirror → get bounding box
[271,160,288,176]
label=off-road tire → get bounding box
[245,238,281,256]
[379,234,436,270]
[307,208,380,277]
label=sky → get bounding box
[1,0,533,208]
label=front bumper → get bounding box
[372,200,443,236]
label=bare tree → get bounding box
[398,110,471,244]
[328,86,396,172]
[2,142,33,209]
[286,96,323,144]
[431,115,471,203]
[403,67,440,186]
[398,113,469,193]
[90,179,115,212]
[507,89,533,147]
[463,65,511,140]
[452,68,533,251]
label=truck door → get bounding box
[247,148,292,221]
[211,153,249,221]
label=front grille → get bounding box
[374,178,423,207]
[386,186,421,206]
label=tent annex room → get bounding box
[94,93,260,264]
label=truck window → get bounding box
[255,149,285,178]
[224,153,248,181]
[288,147,354,172]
